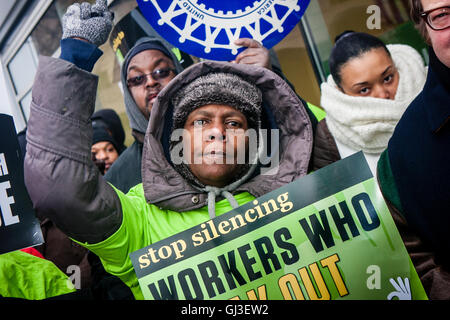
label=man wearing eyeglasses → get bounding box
[377,0,450,299]
[417,0,450,67]
[103,37,184,195]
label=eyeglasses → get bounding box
[420,6,450,31]
[126,67,175,87]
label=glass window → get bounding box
[273,26,322,107]
[5,2,61,123]
[29,1,63,57]
[7,38,38,95]
[5,1,70,122]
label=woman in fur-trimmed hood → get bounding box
[25,57,340,299]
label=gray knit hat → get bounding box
[171,72,262,132]
[169,72,263,189]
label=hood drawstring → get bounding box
[193,161,259,219]
[199,148,261,219]
[205,188,239,219]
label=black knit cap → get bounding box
[91,109,126,153]
[92,125,120,154]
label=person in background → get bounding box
[23,0,340,299]
[91,120,122,175]
[91,108,126,154]
[377,0,450,299]
[320,31,427,176]
[103,36,185,193]
[91,128,119,175]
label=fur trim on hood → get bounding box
[141,61,315,213]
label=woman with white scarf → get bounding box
[320,31,427,176]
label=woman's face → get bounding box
[338,47,400,100]
[183,104,249,188]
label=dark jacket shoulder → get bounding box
[378,149,450,300]
[387,54,450,264]
[310,118,340,171]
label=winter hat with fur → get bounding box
[170,72,263,218]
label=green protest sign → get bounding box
[130,152,427,300]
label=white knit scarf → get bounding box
[320,44,427,154]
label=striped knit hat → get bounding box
[169,72,263,189]
[171,72,262,133]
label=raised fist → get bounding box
[62,0,114,47]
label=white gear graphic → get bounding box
[189,0,264,18]
[143,0,302,55]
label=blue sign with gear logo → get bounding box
[137,0,311,61]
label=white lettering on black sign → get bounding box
[0,153,20,226]
[0,152,8,176]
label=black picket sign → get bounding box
[0,114,43,254]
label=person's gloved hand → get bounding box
[62,0,114,47]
